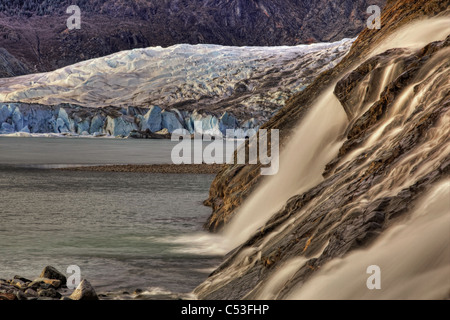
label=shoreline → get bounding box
[56,163,225,174]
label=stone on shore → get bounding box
[29,277,62,289]
[0,293,17,300]
[69,280,98,300]
[10,278,28,290]
[38,287,62,299]
[13,275,32,283]
[1,267,100,300]
[24,288,38,298]
[39,266,67,286]
[16,290,28,300]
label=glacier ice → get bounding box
[139,106,162,133]
[0,40,354,138]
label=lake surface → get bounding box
[0,137,227,299]
[0,136,241,167]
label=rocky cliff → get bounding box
[203,0,450,231]
[196,0,450,299]
[0,0,385,74]
[0,48,30,78]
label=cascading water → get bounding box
[222,88,349,250]
[287,179,450,300]
[219,17,450,252]
[194,16,450,300]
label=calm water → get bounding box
[0,137,226,299]
[0,137,241,167]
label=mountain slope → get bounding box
[196,0,450,299]
[0,0,385,74]
[0,48,30,78]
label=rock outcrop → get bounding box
[203,0,450,232]
[0,48,30,78]
[196,0,450,299]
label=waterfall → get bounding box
[287,179,450,300]
[222,89,348,250]
[220,16,450,252]
[194,16,450,300]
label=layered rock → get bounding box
[203,0,450,232]
[196,0,450,299]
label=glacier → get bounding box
[0,40,354,137]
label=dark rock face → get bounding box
[196,0,450,299]
[0,0,385,74]
[0,48,30,78]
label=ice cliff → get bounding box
[0,40,353,137]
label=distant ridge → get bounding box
[0,0,385,75]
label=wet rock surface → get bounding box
[69,280,98,301]
[196,1,450,299]
[203,0,450,232]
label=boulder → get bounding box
[37,288,61,299]
[39,266,67,286]
[24,288,38,298]
[69,280,98,300]
[28,279,49,290]
[0,293,17,300]
[13,275,32,283]
[15,290,28,300]
[10,278,27,290]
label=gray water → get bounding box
[0,137,224,299]
[0,137,241,167]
